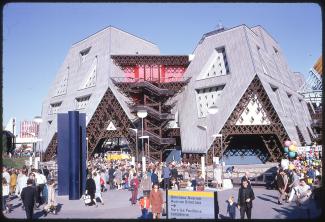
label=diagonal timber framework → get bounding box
[205,75,290,165]
[43,87,136,162]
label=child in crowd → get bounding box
[191,176,197,191]
[226,195,237,219]
[138,194,150,219]
[171,177,179,190]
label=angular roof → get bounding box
[179,25,312,153]
[40,26,160,151]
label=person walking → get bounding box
[237,178,255,219]
[151,169,159,187]
[2,178,10,214]
[149,183,164,219]
[21,179,37,219]
[162,163,171,190]
[170,164,178,181]
[9,168,17,196]
[85,174,97,207]
[276,169,288,205]
[227,195,237,219]
[196,172,205,191]
[138,194,150,219]
[43,179,57,215]
[15,169,23,198]
[93,171,104,205]
[170,177,179,190]
[2,166,11,189]
[130,173,140,205]
[114,166,122,190]
[108,165,115,190]
[42,166,50,180]
[141,173,152,196]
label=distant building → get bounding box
[20,121,39,138]
[298,55,322,144]
[41,25,313,165]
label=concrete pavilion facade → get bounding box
[40,25,313,164]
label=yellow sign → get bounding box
[168,190,214,198]
[106,153,131,161]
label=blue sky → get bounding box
[3,3,322,131]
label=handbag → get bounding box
[83,194,91,204]
[162,203,167,216]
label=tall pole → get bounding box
[220,136,223,180]
[205,130,207,182]
[148,137,150,163]
[142,118,144,158]
[86,137,89,165]
[136,130,138,163]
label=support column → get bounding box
[69,111,80,200]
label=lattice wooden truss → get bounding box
[205,75,290,165]
[43,133,57,161]
[111,55,189,66]
[43,88,136,162]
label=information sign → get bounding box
[167,190,217,219]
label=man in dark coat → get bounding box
[151,169,159,186]
[42,166,50,179]
[21,179,36,219]
[170,164,178,180]
[108,166,115,190]
[85,175,97,206]
[276,169,288,204]
[237,178,255,219]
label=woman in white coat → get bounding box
[93,172,104,205]
[16,170,28,200]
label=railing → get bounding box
[111,76,190,83]
[131,105,174,120]
[135,129,176,145]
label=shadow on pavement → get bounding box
[11,202,22,211]
[56,203,63,213]
[257,195,278,204]
[219,213,231,219]
[263,194,278,200]
[272,207,300,219]
[34,210,46,219]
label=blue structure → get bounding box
[57,111,86,200]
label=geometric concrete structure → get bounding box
[178,25,313,164]
[41,26,161,161]
[41,24,314,164]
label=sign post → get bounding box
[167,190,218,219]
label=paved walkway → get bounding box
[5,185,321,219]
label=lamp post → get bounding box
[139,135,150,161]
[86,137,89,165]
[197,125,207,181]
[34,116,43,163]
[137,110,148,158]
[213,133,223,181]
[130,128,138,163]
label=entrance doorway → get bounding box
[222,135,271,165]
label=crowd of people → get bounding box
[1,164,57,219]
[1,147,322,220]
[273,151,323,218]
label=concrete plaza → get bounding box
[5,185,321,219]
